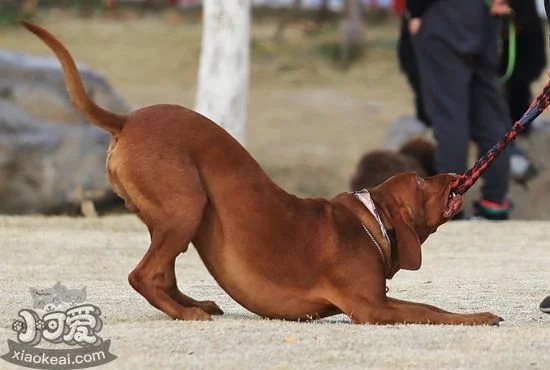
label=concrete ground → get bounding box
[1,216,549,369]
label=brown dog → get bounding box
[350,137,437,191]
[399,137,437,176]
[22,21,502,325]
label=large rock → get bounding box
[0,50,131,215]
[0,50,130,124]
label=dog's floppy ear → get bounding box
[391,206,422,270]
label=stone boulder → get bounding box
[0,50,132,215]
[0,50,130,124]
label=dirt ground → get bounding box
[0,216,549,369]
[4,11,550,218]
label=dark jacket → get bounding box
[411,0,501,66]
[406,0,441,18]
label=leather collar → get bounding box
[353,189,391,246]
[353,189,396,275]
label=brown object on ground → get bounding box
[20,20,502,326]
[399,137,437,177]
[350,137,436,191]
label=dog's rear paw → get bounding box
[198,300,224,315]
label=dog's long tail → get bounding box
[20,20,126,135]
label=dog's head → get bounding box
[370,172,463,271]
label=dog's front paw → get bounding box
[197,300,224,315]
[174,307,212,321]
[472,312,504,326]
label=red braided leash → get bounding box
[451,78,550,195]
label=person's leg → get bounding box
[501,78,539,185]
[469,62,511,219]
[413,35,471,221]
[397,16,431,127]
[501,27,544,184]
[413,37,472,177]
[414,78,432,127]
[505,79,532,124]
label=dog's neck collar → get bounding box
[353,189,391,245]
[353,189,394,275]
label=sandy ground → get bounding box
[0,215,549,370]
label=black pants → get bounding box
[501,29,547,130]
[412,6,510,203]
[399,18,546,132]
[397,16,432,127]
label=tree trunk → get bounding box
[195,0,251,145]
[339,0,365,66]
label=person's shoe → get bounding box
[471,199,509,221]
[540,296,550,314]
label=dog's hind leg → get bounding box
[122,156,222,320]
[172,286,224,316]
[129,225,215,320]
